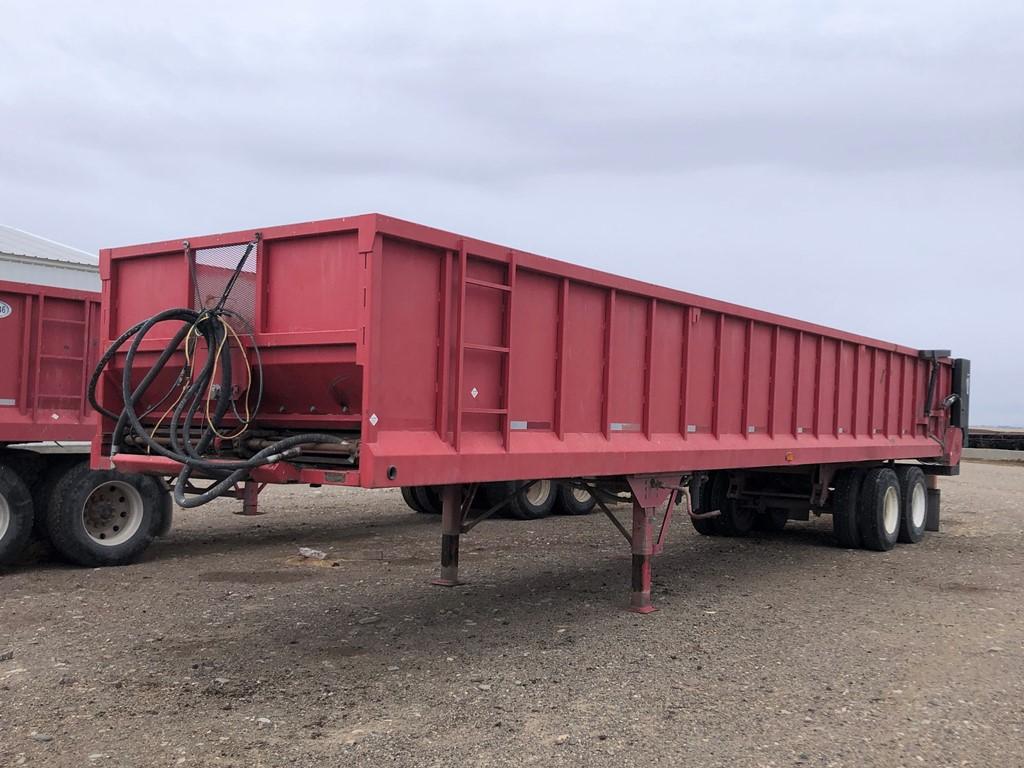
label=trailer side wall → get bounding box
[97,214,962,487]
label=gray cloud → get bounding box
[1,1,1022,423]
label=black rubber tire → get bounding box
[1,450,45,488]
[894,465,927,544]
[479,482,514,516]
[511,479,557,520]
[31,456,87,542]
[411,486,442,515]
[556,482,597,515]
[754,507,789,532]
[857,467,901,552]
[831,468,863,549]
[690,473,720,536]
[690,515,718,536]
[485,480,556,520]
[709,473,754,537]
[44,464,163,567]
[153,478,174,537]
[401,486,428,513]
[0,463,34,566]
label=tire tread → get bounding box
[0,463,34,565]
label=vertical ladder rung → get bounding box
[454,252,517,451]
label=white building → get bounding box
[0,225,99,292]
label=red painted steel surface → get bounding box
[0,279,100,443]
[95,214,961,485]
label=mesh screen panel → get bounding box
[191,241,258,327]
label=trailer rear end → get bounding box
[0,279,99,444]
[93,214,969,610]
[0,275,171,566]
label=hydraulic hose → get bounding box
[88,246,348,508]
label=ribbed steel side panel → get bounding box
[98,214,962,486]
[0,279,100,444]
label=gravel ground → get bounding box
[1,461,1022,767]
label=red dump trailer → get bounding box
[0,279,99,445]
[0,277,171,566]
[92,214,969,610]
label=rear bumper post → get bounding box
[431,485,464,587]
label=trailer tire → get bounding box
[510,479,557,520]
[31,456,85,542]
[401,486,429,513]
[716,507,755,536]
[857,467,901,552]
[556,483,597,515]
[411,486,442,515]
[485,480,556,520]
[691,472,721,536]
[44,464,162,567]
[691,516,717,535]
[710,473,754,536]
[154,479,174,537]
[0,463,34,566]
[894,465,927,544]
[830,468,863,549]
[1,450,45,489]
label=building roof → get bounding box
[0,224,97,266]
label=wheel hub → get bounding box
[0,492,10,541]
[526,480,552,507]
[82,482,145,546]
[882,486,900,535]
[911,483,926,528]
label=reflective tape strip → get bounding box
[609,422,641,432]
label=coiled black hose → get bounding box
[88,256,347,508]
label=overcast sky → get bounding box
[1,1,1021,424]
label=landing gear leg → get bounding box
[630,498,657,614]
[589,474,684,613]
[432,485,463,586]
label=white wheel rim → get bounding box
[82,481,144,546]
[0,492,10,542]
[526,480,552,507]
[910,483,926,529]
[882,486,900,535]
[571,487,592,504]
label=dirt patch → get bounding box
[1,462,1022,767]
[199,570,318,584]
